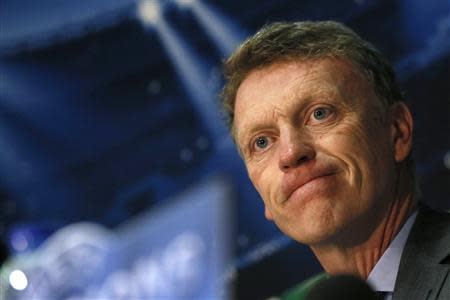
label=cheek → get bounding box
[319,119,394,194]
[349,122,393,170]
[247,162,280,204]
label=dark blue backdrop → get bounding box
[1,0,449,298]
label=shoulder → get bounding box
[407,204,450,263]
[393,204,450,299]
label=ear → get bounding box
[264,206,274,221]
[389,102,413,162]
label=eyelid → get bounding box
[306,105,335,125]
[249,133,275,155]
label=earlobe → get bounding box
[264,206,274,220]
[390,102,413,162]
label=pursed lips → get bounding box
[281,166,339,203]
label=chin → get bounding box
[277,202,344,246]
[286,223,340,246]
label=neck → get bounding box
[310,173,417,279]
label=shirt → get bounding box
[366,211,418,300]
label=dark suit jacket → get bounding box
[393,205,450,300]
[281,205,450,300]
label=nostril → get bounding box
[281,155,311,171]
[296,155,309,166]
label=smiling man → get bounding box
[221,21,450,299]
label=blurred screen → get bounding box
[1,175,233,300]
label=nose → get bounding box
[278,127,315,172]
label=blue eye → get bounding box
[255,136,269,149]
[313,107,328,120]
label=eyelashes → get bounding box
[247,105,336,156]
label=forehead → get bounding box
[233,58,372,139]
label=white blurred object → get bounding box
[9,270,28,291]
[0,175,232,300]
[137,0,161,25]
[175,0,197,8]
[1,223,115,300]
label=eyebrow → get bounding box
[243,124,270,141]
[237,95,317,137]
[236,117,274,151]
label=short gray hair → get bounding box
[221,20,403,130]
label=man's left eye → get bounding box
[312,107,330,121]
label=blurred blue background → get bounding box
[0,0,449,298]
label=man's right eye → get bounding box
[254,136,269,149]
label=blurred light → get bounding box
[150,18,227,138]
[180,148,193,162]
[175,0,197,8]
[147,80,161,95]
[237,234,249,248]
[9,269,28,291]
[195,136,208,150]
[11,231,29,252]
[137,0,161,26]
[163,232,205,294]
[444,151,450,169]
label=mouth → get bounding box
[282,170,339,204]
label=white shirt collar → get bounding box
[366,211,418,293]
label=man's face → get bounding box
[234,58,403,246]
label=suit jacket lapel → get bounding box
[393,205,450,300]
[393,256,449,300]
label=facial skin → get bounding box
[234,58,413,249]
